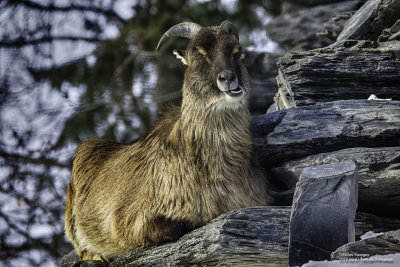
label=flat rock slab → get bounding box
[61,206,292,267]
[274,41,400,109]
[60,208,400,267]
[252,100,400,167]
[270,147,400,217]
[288,161,358,266]
[304,252,400,266]
[355,213,400,240]
[332,229,400,260]
[337,0,400,42]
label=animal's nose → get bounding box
[218,70,236,84]
[217,70,238,91]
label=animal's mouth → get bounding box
[225,86,243,97]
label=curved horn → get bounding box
[220,20,239,40]
[156,22,203,51]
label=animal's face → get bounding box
[157,21,250,109]
[178,28,248,106]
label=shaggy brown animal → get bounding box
[65,21,272,261]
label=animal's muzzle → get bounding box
[217,70,242,97]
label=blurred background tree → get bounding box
[0,0,282,266]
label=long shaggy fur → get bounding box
[65,23,272,261]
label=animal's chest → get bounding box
[187,173,246,217]
[160,151,250,221]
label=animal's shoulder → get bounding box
[145,106,181,140]
[74,138,124,166]
[157,106,181,126]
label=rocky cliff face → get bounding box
[61,0,400,266]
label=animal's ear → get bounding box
[173,49,188,65]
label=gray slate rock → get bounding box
[274,40,400,109]
[60,208,400,266]
[355,213,400,240]
[270,147,400,217]
[332,229,400,260]
[378,18,400,41]
[112,206,291,267]
[284,0,353,6]
[304,252,400,266]
[318,11,356,44]
[61,206,292,267]
[266,0,362,51]
[252,100,400,167]
[288,161,358,266]
[337,0,400,42]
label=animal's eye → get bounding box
[195,46,208,57]
[232,45,244,59]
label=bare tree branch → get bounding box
[5,0,127,23]
[0,35,104,48]
[0,211,65,259]
[0,149,70,168]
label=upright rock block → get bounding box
[288,160,358,266]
